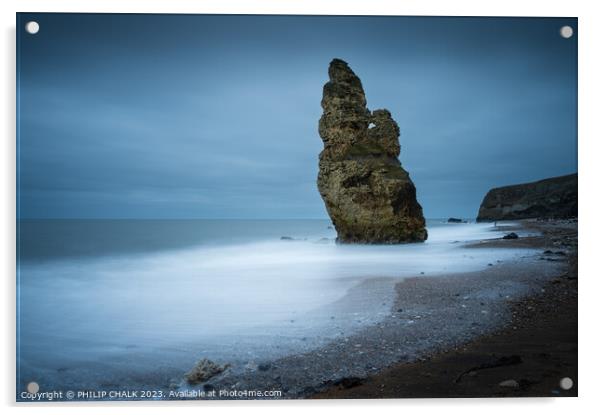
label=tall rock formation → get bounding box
[476,174,578,222]
[317,59,427,243]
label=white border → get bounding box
[3,1,601,414]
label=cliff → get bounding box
[476,174,577,222]
[317,59,427,243]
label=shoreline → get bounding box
[174,220,576,399]
[17,219,577,400]
[314,219,577,398]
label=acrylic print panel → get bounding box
[16,13,577,401]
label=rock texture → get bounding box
[185,359,229,384]
[317,59,427,243]
[477,174,577,222]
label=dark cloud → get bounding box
[17,14,577,219]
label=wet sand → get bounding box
[315,219,577,398]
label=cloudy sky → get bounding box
[17,14,577,219]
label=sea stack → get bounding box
[317,58,427,243]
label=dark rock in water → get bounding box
[502,232,519,240]
[543,250,566,256]
[317,58,427,244]
[477,174,577,222]
[448,217,464,223]
[280,236,294,241]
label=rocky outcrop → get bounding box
[317,59,427,244]
[476,174,577,222]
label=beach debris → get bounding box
[185,358,230,384]
[502,232,519,240]
[499,379,520,388]
[317,58,427,243]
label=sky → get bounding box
[17,14,577,219]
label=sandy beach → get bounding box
[315,219,578,398]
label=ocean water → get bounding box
[16,219,533,391]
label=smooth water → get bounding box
[17,219,533,389]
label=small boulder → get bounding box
[502,232,519,240]
[447,217,463,223]
[185,359,229,384]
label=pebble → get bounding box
[499,379,520,388]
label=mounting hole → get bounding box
[25,21,39,35]
[27,382,39,394]
[559,377,573,390]
[560,25,573,39]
